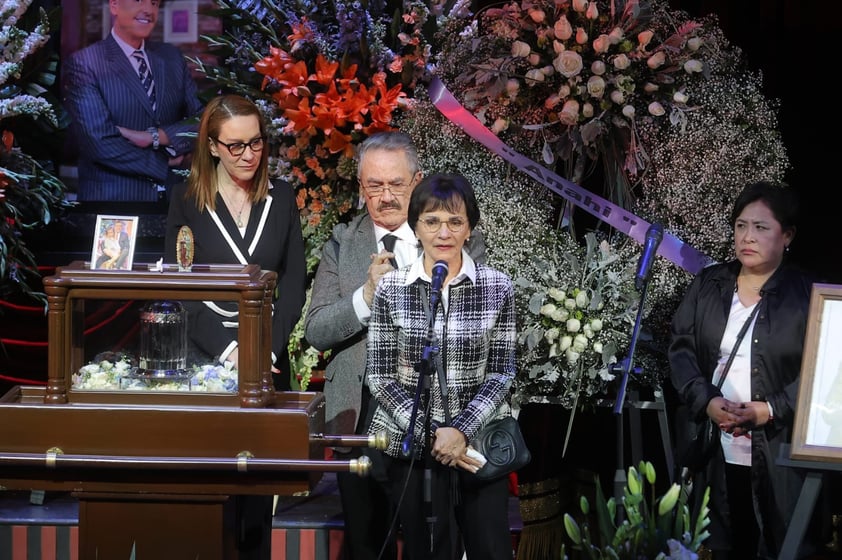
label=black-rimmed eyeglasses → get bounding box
[214,137,265,157]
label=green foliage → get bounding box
[561,461,710,559]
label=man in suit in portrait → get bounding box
[63,0,204,202]
[304,131,485,559]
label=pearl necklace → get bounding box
[220,186,248,227]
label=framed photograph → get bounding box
[163,0,198,44]
[791,284,842,463]
[90,215,139,271]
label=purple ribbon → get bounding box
[428,77,713,275]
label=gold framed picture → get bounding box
[90,215,139,271]
[791,283,842,463]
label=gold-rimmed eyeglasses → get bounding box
[417,216,468,233]
[214,136,265,157]
[361,182,412,196]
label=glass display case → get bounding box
[42,261,277,407]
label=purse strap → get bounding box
[714,298,761,389]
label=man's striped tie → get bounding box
[132,50,157,110]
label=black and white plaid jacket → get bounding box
[366,254,517,458]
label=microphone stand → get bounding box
[609,276,648,520]
[403,292,440,553]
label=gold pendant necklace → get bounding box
[220,186,248,227]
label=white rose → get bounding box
[587,75,606,98]
[491,118,509,134]
[566,348,581,365]
[564,298,576,310]
[648,101,665,116]
[553,50,584,78]
[566,318,581,333]
[687,37,703,51]
[590,318,603,331]
[622,104,635,118]
[544,327,560,342]
[673,91,689,104]
[551,308,569,322]
[612,53,630,70]
[525,68,545,85]
[683,59,703,73]
[559,335,573,351]
[540,303,557,317]
[593,341,604,353]
[583,325,594,338]
[548,287,566,301]
[582,102,594,117]
[573,334,588,352]
[575,291,589,308]
[511,40,531,58]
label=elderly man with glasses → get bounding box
[305,131,485,559]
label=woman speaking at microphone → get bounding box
[365,173,517,559]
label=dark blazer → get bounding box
[164,180,307,372]
[669,259,814,555]
[63,35,204,201]
[304,211,486,436]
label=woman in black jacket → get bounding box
[669,181,818,559]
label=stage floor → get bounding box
[0,472,523,559]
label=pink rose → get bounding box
[592,34,610,54]
[646,51,666,69]
[553,15,573,41]
[622,105,635,118]
[559,99,580,125]
[572,0,588,12]
[528,8,545,23]
[647,102,665,116]
[608,27,624,44]
[591,60,606,75]
[586,2,599,20]
[610,90,624,104]
[576,27,588,45]
[637,30,654,49]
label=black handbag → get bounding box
[472,415,532,481]
[676,301,761,472]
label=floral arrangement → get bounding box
[0,0,73,301]
[72,357,239,393]
[193,0,437,269]
[562,461,710,559]
[515,232,638,409]
[434,0,719,196]
[200,0,790,403]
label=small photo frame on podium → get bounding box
[91,215,139,271]
[791,283,842,462]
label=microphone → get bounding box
[634,223,664,291]
[429,260,449,311]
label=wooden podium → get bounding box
[0,263,372,558]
